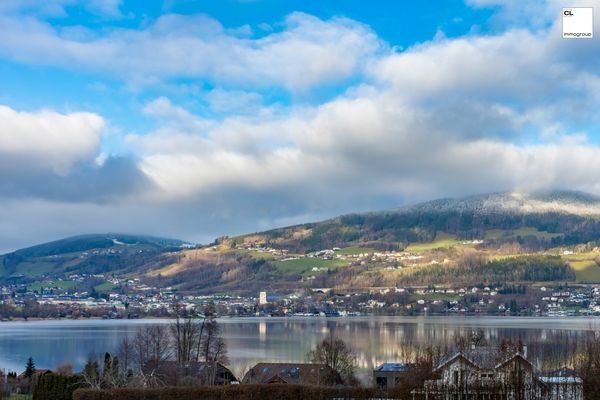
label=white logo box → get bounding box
[563,7,593,39]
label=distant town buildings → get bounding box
[259,291,268,305]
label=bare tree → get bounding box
[199,317,228,364]
[117,336,134,378]
[81,358,102,389]
[54,363,73,376]
[112,324,172,388]
[307,334,357,385]
[132,324,171,369]
[171,302,201,363]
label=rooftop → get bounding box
[375,363,411,372]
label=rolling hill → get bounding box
[0,234,190,280]
[3,191,600,294]
[233,190,600,253]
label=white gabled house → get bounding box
[412,346,583,400]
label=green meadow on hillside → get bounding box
[28,280,77,292]
[567,260,600,283]
[406,232,463,253]
[485,227,562,240]
[274,257,347,274]
[95,282,119,292]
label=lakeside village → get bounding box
[4,282,600,320]
[1,250,600,320]
[1,243,600,320]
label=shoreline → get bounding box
[1,314,600,325]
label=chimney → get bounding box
[522,345,528,358]
[471,344,476,350]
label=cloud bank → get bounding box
[1,1,600,250]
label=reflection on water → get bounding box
[0,316,598,380]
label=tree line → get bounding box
[80,303,228,389]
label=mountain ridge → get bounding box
[1,233,191,258]
[3,190,600,293]
[0,233,189,280]
[230,190,600,256]
[394,190,600,217]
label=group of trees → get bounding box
[170,303,228,365]
[248,206,600,256]
[80,304,228,389]
[398,254,575,287]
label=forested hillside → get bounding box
[3,191,600,295]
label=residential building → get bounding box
[142,361,237,386]
[373,362,415,389]
[242,363,342,386]
[412,346,583,399]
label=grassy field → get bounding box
[15,261,57,276]
[485,229,506,240]
[561,252,600,283]
[485,227,562,240]
[28,280,76,292]
[274,257,347,274]
[95,282,119,292]
[569,260,600,283]
[563,252,598,261]
[406,232,461,253]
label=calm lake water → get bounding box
[1,316,599,380]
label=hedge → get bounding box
[73,385,407,400]
[33,374,82,400]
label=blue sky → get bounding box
[0,0,599,251]
[0,0,492,136]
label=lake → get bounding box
[1,316,599,381]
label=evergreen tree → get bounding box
[24,357,36,380]
[102,352,114,388]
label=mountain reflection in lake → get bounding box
[0,316,598,381]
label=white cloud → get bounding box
[204,88,263,114]
[0,105,104,175]
[126,16,600,208]
[0,12,382,91]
